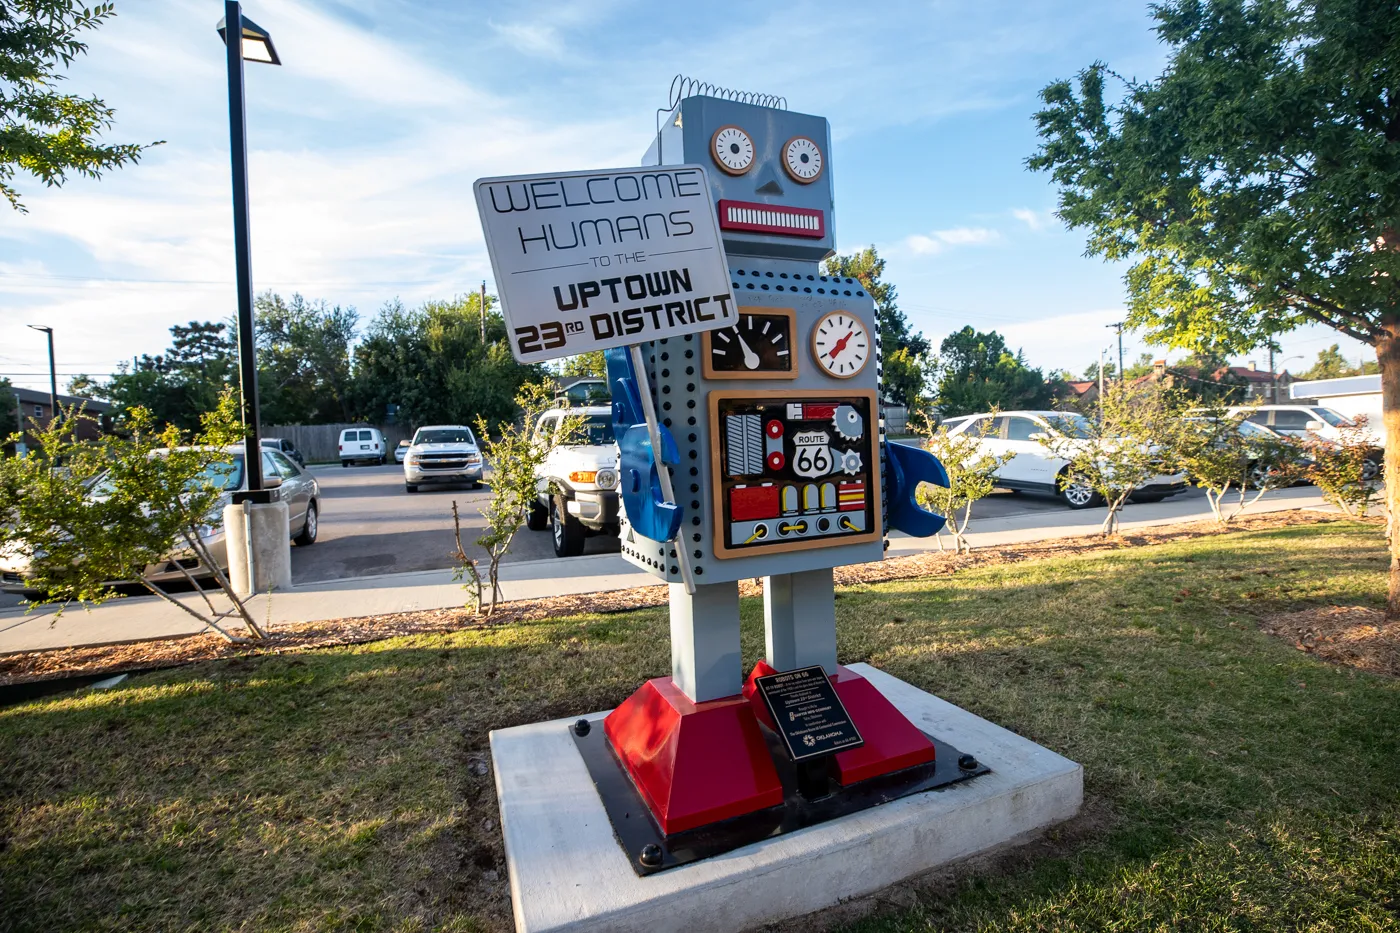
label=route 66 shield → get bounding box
[792,430,834,478]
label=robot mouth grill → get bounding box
[718,200,825,239]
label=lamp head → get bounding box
[216,13,281,65]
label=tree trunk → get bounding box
[1378,335,1400,620]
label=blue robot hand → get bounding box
[606,348,684,543]
[885,440,949,538]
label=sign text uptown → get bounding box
[474,165,735,364]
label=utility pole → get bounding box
[1098,346,1106,412]
[1108,322,1124,382]
[1268,343,1276,404]
[481,280,487,345]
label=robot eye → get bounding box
[711,125,755,176]
[782,136,824,184]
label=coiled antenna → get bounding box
[668,75,787,111]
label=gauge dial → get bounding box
[711,125,755,175]
[811,311,870,379]
[782,136,824,183]
[704,309,797,379]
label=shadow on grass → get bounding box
[1,522,1396,932]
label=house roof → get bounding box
[11,386,112,412]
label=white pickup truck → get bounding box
[402,425,484,493]
[525,406,620,557]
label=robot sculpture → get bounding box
[583,85,973,869]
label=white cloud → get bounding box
[904,227,1001,255]
[1011,207,1054,231]
[490,21,566,59]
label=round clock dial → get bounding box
[709,311,794,375]
[782,136,823,183]
[711,125,755,175]
[811,311,870,379]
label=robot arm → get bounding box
[884,440,948,538]
[606,347,685,543]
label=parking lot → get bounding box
[292,462,620,583]
[0,461,1230,611]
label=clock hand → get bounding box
[735,331,761,369]
[828,330,855,360]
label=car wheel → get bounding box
[295,501,318,546]
[341,461,349,468]
[469,480,481,490]
[1059,473,1100,510]
[405,484,418,493]
[1362,455,1383,482]
[526,500,549,531]
[551,494,586,557]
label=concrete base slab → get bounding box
[490,662,1083,933]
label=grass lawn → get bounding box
[2,520,1397,932]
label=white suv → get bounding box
[525,407,620,557]
[403,425,484,493]
[945,410,1189,509]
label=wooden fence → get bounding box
[262,423,410,464]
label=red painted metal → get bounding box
[604,677,784,835]
[743,661,936,786]
[718,199,826,238]
[827,666,936,784]
[730,484,781,521]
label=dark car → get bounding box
[261,437,305,467]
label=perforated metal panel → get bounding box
[618,258,884,586]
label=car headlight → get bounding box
[466,453,481,464]
[595,469,618,490]
[405,454,419,465]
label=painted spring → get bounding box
[667,75,787,111]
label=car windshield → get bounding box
[1310,407,1351,428]
[414,428,475,445]
[1237,420,1274,438]
[1045,414,1094,438]
[580,414,615,445]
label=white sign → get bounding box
[792,430,833,478]
[474,165,736,364]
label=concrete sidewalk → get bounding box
[0,487,1331,655]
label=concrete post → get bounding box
[763,568,837,675]
[223,501,292,597]
[669,581,742,703]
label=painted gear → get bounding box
[838,448,863,475]
[832,405,863,441]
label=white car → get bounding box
[526,407,620,557]
[403,425,484,493]
[944,410,1189,509]
[1228,404,1375,445]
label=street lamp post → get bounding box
[25,325,57,425]
[217,1,280,504]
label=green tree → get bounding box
[1,1,157,211]
[915,414,1012,553]
[0,377,17,445]
[1300,344,1378,380]
[823,246,930,405]
[560,351,606,380]
[453,381,583,616]
[254,292,357,424]
[933,326,1054,416]
[0,391,262,639]
[351,293,544,431]
[91,323,235,430]
[1124,352,1156,379]
[1029,0,1400,612]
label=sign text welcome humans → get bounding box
[474,165,734,364]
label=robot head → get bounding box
[646,96,835,263]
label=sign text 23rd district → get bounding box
[474,165,735,364]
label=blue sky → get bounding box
[0,0,1372,394]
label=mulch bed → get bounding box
[1261,605,1399,677]
[0,510,1366,687]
